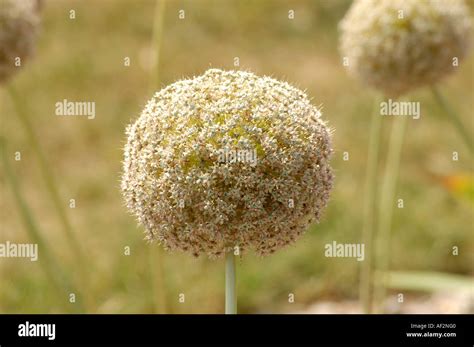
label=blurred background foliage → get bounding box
[0,0,472,313]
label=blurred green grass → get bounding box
[0,0,472,313]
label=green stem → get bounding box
[225,252,237,314]
[374,115,408,313]
[0,137,83,312]
[147,0,168,314]
[5,85,86,267]
[359,98,382,314]
[431,86,473,155]
[5,84,90,310]
[150,0,167,92]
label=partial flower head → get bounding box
[121,69,333,258]
[339,0,472,97]
[0,0,41,83]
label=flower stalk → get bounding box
[0,137,83,312]
[150,0,167,92]
[147,0,168,314]
[374,115,408,312]
[225,252,237,314]
[360,98,382,314]
[5,85,91,310]
[431,86,473,155]
[6,85,86,267]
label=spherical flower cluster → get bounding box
[0,0,41,83]
[339,0,472,97]
[121,69,333,258]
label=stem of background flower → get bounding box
[5,84,91,310]
[431,86,473,155]
[359,98,382,314]
[0,137,84,312]
[147,0,168,314]
[374,115,408,313]
[225,252,237,314]
[150,0,167,92]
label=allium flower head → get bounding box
[339,0,472,97]
[0,0,41,83]
[121,69,333,258]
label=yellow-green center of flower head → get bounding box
[0,0,40,83]
[339,0,472,97]
[121,69,333,258]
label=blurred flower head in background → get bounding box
[121,69,333,258]
[0,0,41,84]
[339,0,472,97]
